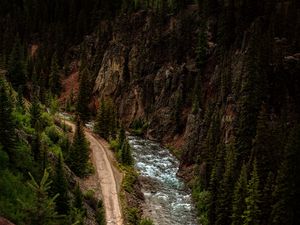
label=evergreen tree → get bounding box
[95,100,110,140]
[76,67,90,122]
[52,153,69,215]
[243,159,261,225]
[118,126,126,146]
[23,170,60,225]
[251,105,276,184]
[208,143,225,225]
[261,172,274,225]
[17,86,25,113]
[215,143,236,225]
[68,119,89,177]
[30,97,42,129]
[196,21,208,70]
[7,38,27,90]
[73,183,84,211]
[49,53,61,96]
[271,125,300,225]
[231,163,248,225]
[0,76,15,163]
[120,139,134,166]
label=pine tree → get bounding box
[261,172,274,225]
[95,100,110,140]
[49,53,61,96]
[68,119,89,177]
[208,143,225,225]
[120,139,134,166]
[17,86,25,113]
[251,105,276,184]
[76,67,90,122]
[231,163,248,225]
[271,125,300,225]
[0,76,15,163]
[52,153,69,215]
[118,126,126,149]
[243,159,261,225]
[215,143,236,225]
[7,38,27,90]
[23,170,60,225]
[73,183,84,211]
[30,97,42,129]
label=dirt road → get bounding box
[64,120,123,225]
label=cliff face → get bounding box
[91,1,300,171]
[93,8,199,145]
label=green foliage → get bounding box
[271,125,300,225]
[52,154,69,214]
[0,145,9,170]
[196,23,208,70]
[215,144,237,225]
[139,218,154,225]
[22,170,60,225]
[0,170,34,224]
[0,77,16,162]
[95,200,106,225]
[76,68,91,122]
[231,164,248,225]
[30,97,42,129]
[95,99,118,140]
[45,125,63,144]
[49,53,61,96]
[68,119,90,177]
[193,190,211,225]
[130,119,148,136]
[126,207,140,225]
[7,38,27,89]
[243,160,261,225]
[120,140,134,166]
[73,184,84,212]
[122,167,139,193]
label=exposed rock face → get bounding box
[93,8,199,145]
[89,3,299,175]
[0,217,15,225]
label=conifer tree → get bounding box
[0,77,15,162]
[118,126,126,150]
[52,153,69,215]
[24,170,60,225]
[243,159,261,225]
[95,100,111,140]
[17,86,25,113]
[76,68,90,122]
[271,125,300,225]
[49,53,61,96]
[68,119,89,177]
[215,143,236,225]
[231,163,248,225]
[121,139,134,166]
[208,143,225,225]
[7,38,27,90]
[73,183,84,211]
[261,172,274,225]
[30,97,42,129]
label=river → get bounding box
[128,136,198,225]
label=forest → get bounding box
[0,0,299,225]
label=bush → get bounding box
[96,200,105,225]
[139,218,154,225]
[45,125,63,144]
[40,112,54,128]
[127,207,140,225]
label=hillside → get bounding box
[0,0,300,225]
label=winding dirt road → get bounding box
[64,120,123,225]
